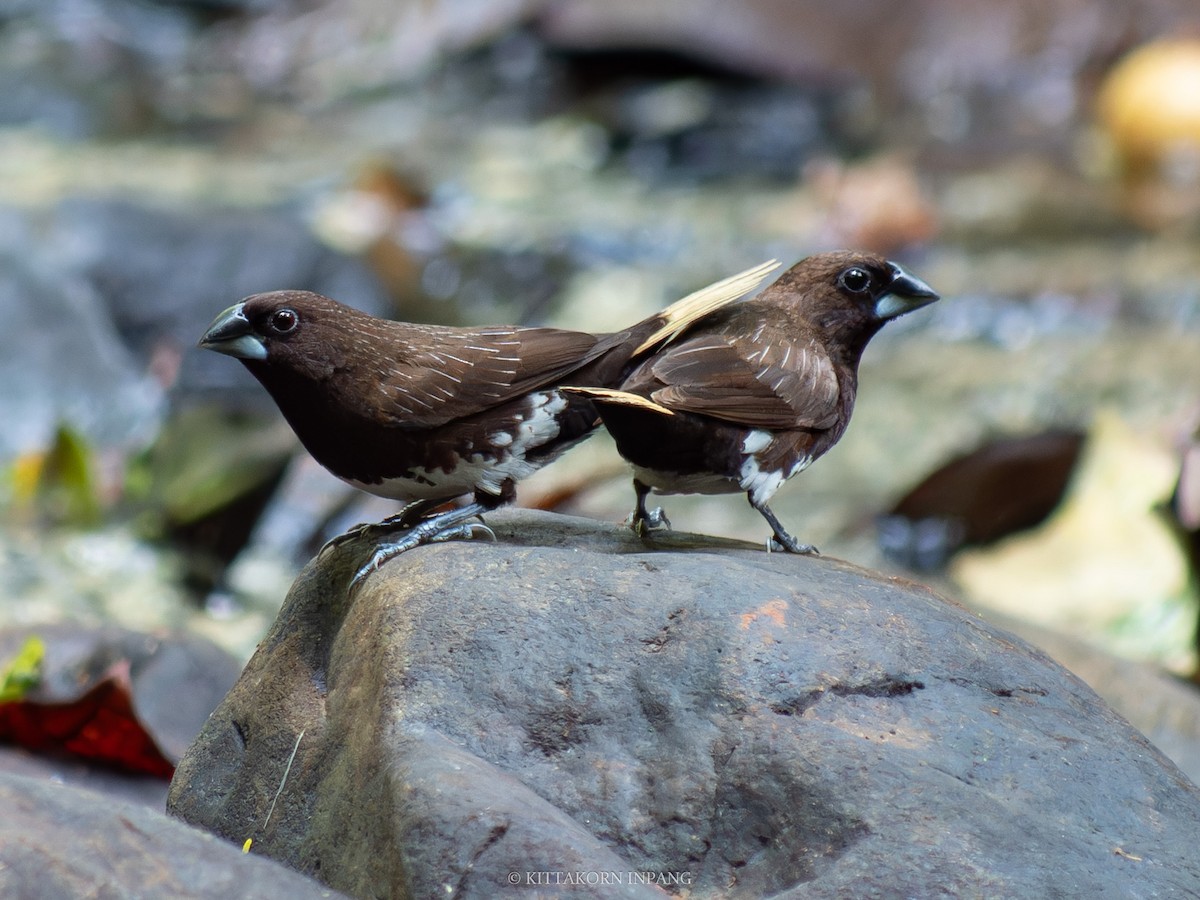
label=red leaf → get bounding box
[0,660,175,779]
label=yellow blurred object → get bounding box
[4,425,100,525]
[1097,38,1200,175]
[8,451,45,505]
[951,411,1190,669]
[0,635,45,702]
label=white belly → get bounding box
[632,465,739,496]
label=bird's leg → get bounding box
[320,498,445,555]
[627,478,671,535]
[351,501,497,588]
[748,495,818,555]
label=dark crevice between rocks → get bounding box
[830,676,927,699]
[988,685,1049,698]
[947,676,1049,699]
[231,718,248,752]
[771,676,926,717]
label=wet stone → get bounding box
[168,509,1200,898]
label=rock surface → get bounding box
[990,612,1200,788]
[168,510,1200,898]
[0,772,345,899]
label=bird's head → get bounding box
[198,290,365,380]
[763,251,939,359]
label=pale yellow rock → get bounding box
[1097,38,1200,172]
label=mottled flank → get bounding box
[345,391,571,501]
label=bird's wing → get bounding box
[370,326,600,428]
[642,332,842,430]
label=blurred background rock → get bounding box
[1,0,1200,702]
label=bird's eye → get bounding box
[837,267,873,294]
[268,309,299,334]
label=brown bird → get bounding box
[564,251,939,553]
[197,261,779,582]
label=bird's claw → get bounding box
[628,506,671,536]
[766,535,819,555]
[350,517,494,588]
[441,521,496,544]
[320,522,372,555]
[320,501,441,557]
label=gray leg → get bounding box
[628,479,671,535]
[748,495,817,555]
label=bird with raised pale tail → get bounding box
[564,251,939,553]
[197,261,780,584]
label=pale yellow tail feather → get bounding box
[561,386,676,416]
[635,259,780,354]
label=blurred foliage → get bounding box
[130,405,295,532]
[127,405,296,598]
[4,425,101,527]
[0,636,45,703]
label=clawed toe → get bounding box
[349,513,494,589]
[644,506,671,531]
[766,535,819,555]
[750,498,816,555]
[321,500,445,557]
[320,522,372,555]
[431,521,496,544]
[627,506,671,536]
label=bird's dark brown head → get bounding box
[197,290,378,379]
[197,290,435,444]
[757,251,939,358]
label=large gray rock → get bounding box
[988,612,1200,788]
[0,772,345,899]
[168,510,1200,898]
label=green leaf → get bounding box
[0,636,46,703]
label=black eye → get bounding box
[268,308,299,334]
[837,267,873,294]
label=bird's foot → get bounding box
[628,506,671,537]
[320,501,443,556]
[766,534,819,555]
[750,498,816,555]
[350,517,495,588]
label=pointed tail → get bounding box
[559,386,676,416]
[634,259,780,354]
[568,259,780,389]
